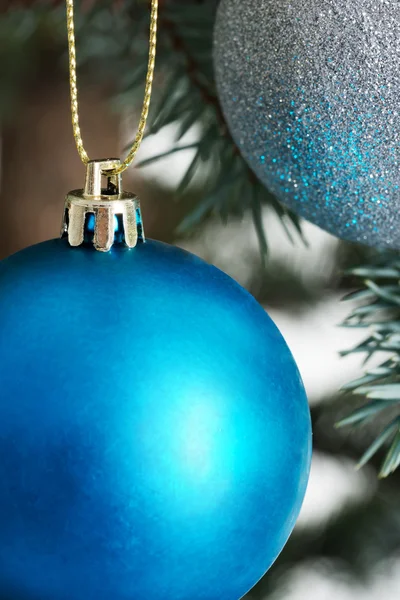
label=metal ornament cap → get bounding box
[62,159,144,252]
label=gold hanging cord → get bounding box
[65,0,158,175]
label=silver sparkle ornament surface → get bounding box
[214,0,400,248]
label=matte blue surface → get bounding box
[0,238,311,600]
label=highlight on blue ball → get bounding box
[0,237,312,600]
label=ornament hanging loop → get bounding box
[84,159,122,197]
[62,159,144,253]
[65,0,158,174]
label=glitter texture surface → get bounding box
[214,0,400,248]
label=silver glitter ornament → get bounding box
[214,0,400,248]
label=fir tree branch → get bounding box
[1,0,305,252]
[88,0,305,250]
[340,252,400,477]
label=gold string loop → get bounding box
[65,0,158,175]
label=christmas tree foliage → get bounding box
[339,255,400,477]
[1,1,400,599]
[1,0,304,253]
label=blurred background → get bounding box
[1,1,400,598]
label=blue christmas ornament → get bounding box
[0,161,311,600]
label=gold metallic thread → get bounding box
[65,0,158,175]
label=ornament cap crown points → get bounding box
[62,159,144,252]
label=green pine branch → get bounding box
[121,1,304,251]
[339,253,400,477]
[1,0,305,254]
